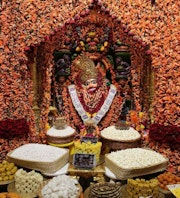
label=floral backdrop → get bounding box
[0,0,179,173]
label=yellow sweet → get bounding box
[127,178,159,198]
[171,187,180,197]
[0,160,17,182]
[74,141,102,163]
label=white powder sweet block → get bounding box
[9,143,68,162]
[101,126,141,141]
[7,144,69,173]
[47,126,75,137]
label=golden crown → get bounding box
[76,54,98,83]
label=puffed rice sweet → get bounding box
[107,148,167,169]
[105,148,168,179]
[100,126,141,141]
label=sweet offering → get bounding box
[168,184,180,197]
[0,192,21,198]
[89,182,121,198]
[46,117,76,144]
[41,175,81,198]
[127,178,159,198]
[7,143,69,173]
[100,125,141,141]
[105,148,168,179]
[74,140,102,164]
[0,160,17,183]
[8,169,43,197]
[157,172,180,191]
[100,125,141,150]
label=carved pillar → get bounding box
[32,47,41,133]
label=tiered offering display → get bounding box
[100,125,141,141]
[13,169,43,196]
[41,175,81,198]
[46,117,76,144]
[0,160,17,182]
[74,140,102,164]
[127,178,159,198]
[100,123,141,150]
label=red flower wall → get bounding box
[0,0,179,135]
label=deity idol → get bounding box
[62,53,123,131]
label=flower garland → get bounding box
[68,84,117,125]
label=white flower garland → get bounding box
[68,84,117,124]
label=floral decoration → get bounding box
[0,118,29,139]
[0,119,42,161]
[149,123,180,145]
[0,0,179,136]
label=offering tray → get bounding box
[167,184,180,197]
[46,126,76,144]
[7,144,69,173]
[105,149,168,180]
[159,187,172,195]
[0,179,14,185]
[101,137,141,150]
[41,163,69,177]
[100,126,141,150]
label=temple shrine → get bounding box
[0,0,180,197]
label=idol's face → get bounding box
[84,78,98,93]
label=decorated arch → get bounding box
[0,0,179,136]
